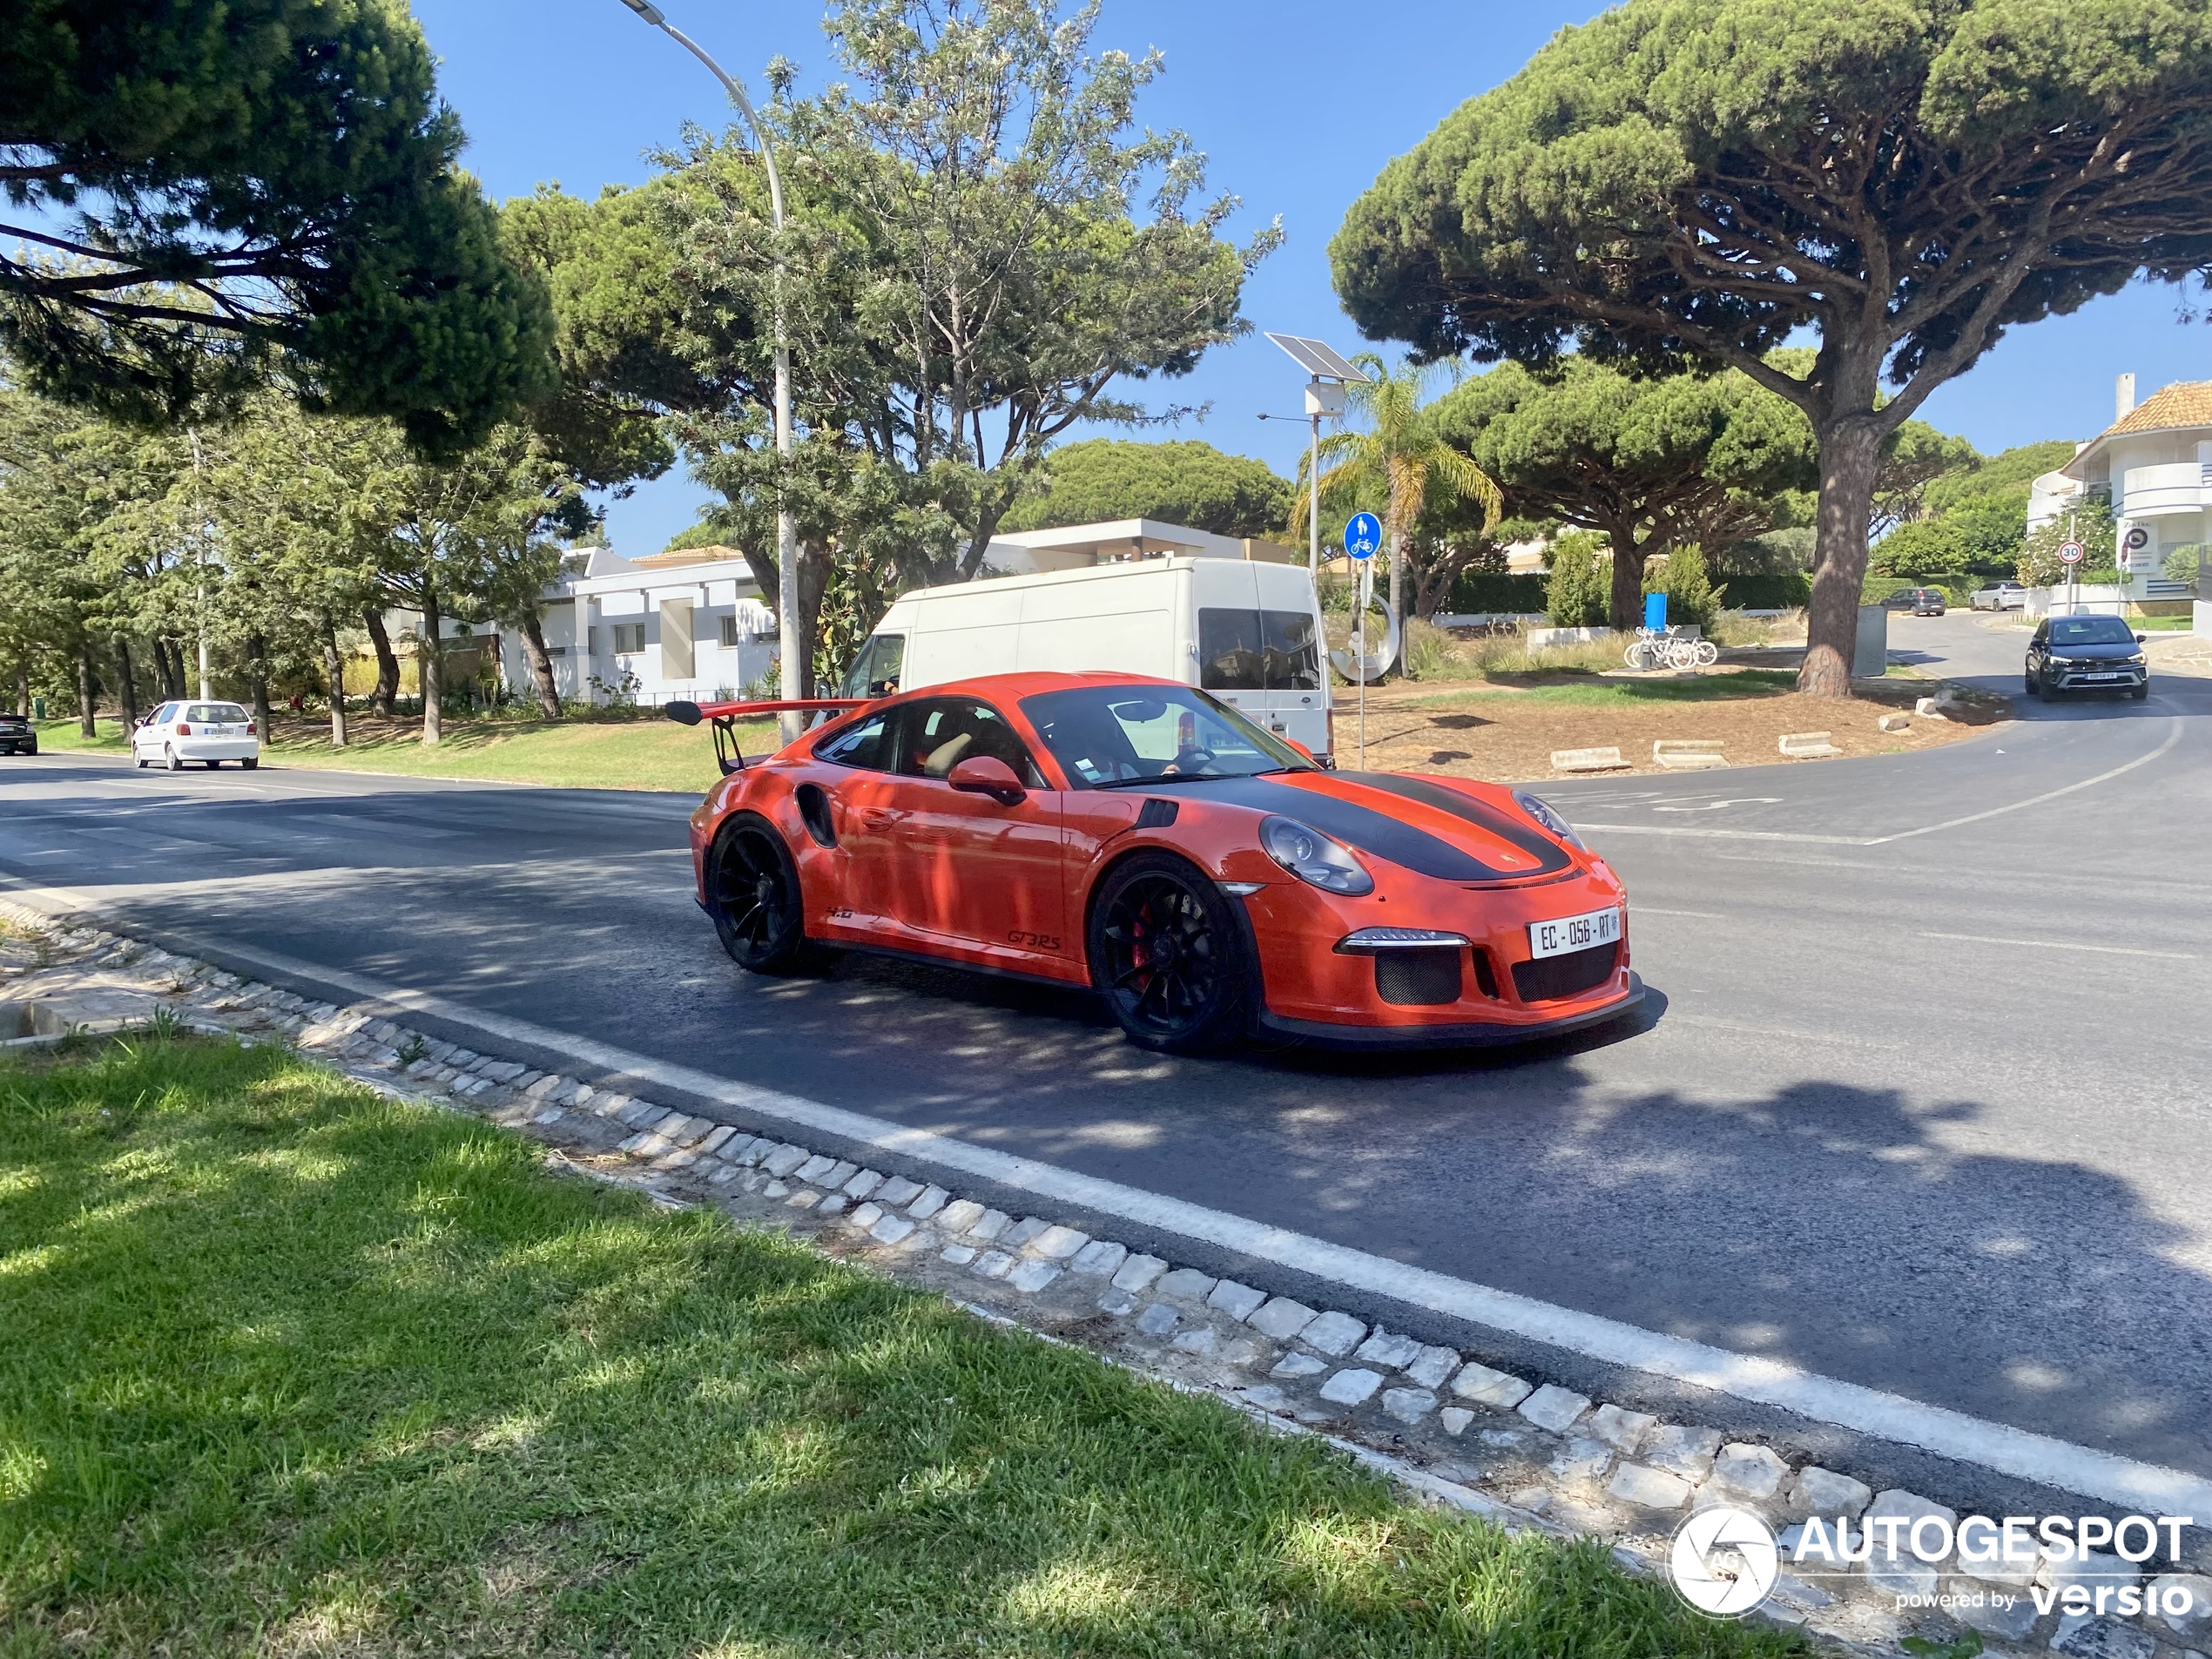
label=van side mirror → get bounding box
[948,755,1025,804]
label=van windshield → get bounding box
[1021,685,1312,788]
[1199,609,1322,691]
[839,634,906,698]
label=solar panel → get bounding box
[1265,333,1370,383]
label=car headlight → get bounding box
[2128,653,2146,664]
[1258,816,1373,896]
[1512,789,1586,850]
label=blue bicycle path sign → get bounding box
[1344,511,1382,561]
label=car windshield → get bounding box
[2047,617,2134,646]
[1020,685,1312,788]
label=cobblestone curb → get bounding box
[3,901,2203,1659]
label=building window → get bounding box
[719,613,740,649]
[611,623,646,655]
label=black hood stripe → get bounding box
[1184,775,1561,882]
[1330,772,1573,875]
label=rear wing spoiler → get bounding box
[664,697,868,778]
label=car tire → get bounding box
[706,813,809,974]
[165,746,182,772]
[2131,684,2149,701]
[1087,851,1254,1056]
[135,753,147,768]
[2025,672,2039,698]
[242,757,259,769]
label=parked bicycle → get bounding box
[1622,627,1719,671]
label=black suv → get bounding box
[0,711,34,756]
[2026,614,2149,699]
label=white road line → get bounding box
[1579,716,2185,847]
[10,878,2209,1520]
[1919,931,2197,961]
[1629,907,1725,920]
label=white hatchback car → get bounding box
[132,700,261,770]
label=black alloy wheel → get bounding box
[1088,852,1251,1055]
[708,814,807,974]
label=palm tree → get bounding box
[1290,356,1503,672]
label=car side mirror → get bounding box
[948,755,1025,804]
[2135,632,2148,644]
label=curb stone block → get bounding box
[1171,1328,1219,1358]
[849,1204,885,1230]
[842,1170,882,1201]
[869,1213,916,1247]
[816,1194,848,1217]
[936,1199,985,1234]
[1587,1403,1656,1453]
[1549,1437,1614,1484]
[873,1175,923,1209]
[1239,1384,1293,1414]
[1008,1260,1062,1293]
[1949,1585,2039,1642]
[1110,1253,1167,1292]
[763,1145,812,1178]
[1642,1425,1723,1482]
[907,1184,948,1218]
[2039,1550,2140,1594]
[1207,1278,1266,1321]
[1608,1463,1693,1510]
[1517,1384,1592,1433]
[1270,1352,1325,1379]
[794,1155,837,1186]
[1300,1311,1366,1356]
[1096,1289,1137,1316]
[1028,1224,1089,1262]
[2151,1575,2212,1642]
[964,1210,1012,1244]
[1134,1302,1178,1337]
[1791,1464,1872,1520]
[818,1160,860,1189]
[1247,1298,1318,1342]
[1450,1362,1534,1409]
[971,1251,1015,1280]
[1319,1368,1383,1407]
[1355,1329,1424,1370]
[1707,1442,1790,1501]
[1440,1406,1474,1437]
[1381,1387,1437,1425]
[1003,1217,1049,1251]
[1405,1345,1460,1390]
[1156,1267,1217,1303]
[1069,1239,1127,1278]
[2051,1614,2155,1659]
[941,1244,977,1265]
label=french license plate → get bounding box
[2080,672,2120,681]
[1528,907,1621,960]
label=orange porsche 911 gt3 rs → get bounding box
[668,672,1642,1054]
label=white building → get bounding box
[496,545,778,707]
[2028,374,2212,606]
[498,522,1302,706]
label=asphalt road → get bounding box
[6,610,2209,1505]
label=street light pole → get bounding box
[188,428,212,700]
[617,0,803,740]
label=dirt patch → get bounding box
[1336,671,2006,783]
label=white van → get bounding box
[838,556,1335,760]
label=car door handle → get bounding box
[860,808,898,832]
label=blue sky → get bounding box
[415,0,2212,555]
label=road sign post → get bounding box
[1345,513,1382,769]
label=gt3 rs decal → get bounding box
[1007,930,1062,951]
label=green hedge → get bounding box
[1443,571,1549,614]
[1723,570,1812,610]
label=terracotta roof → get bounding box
[631,544,745,569]
[2102,381,2212,438]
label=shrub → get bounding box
[1643,543,1725,630]
[1544,533,1608,627]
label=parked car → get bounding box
[2025,615,2149,699]
[0,710,34,756]
[132,700,261,769]
[1885,587,1947,615]
[840,556,1336,763]
[1972,581,2028,611]
[667,672,1642,1055]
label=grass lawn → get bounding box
[0,1037,1798,1658]
[33,714,779,794]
